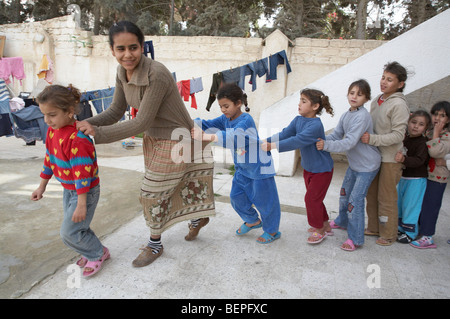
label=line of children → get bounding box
[31,62,448,278]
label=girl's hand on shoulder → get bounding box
[316,138,324,150]
[361,132,370,144]
[76,120,95,137]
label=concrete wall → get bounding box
[0,14,385,129]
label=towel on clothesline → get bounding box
[37,54,54,84]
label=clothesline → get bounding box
[173,50,292,111]
[172,50,292,92]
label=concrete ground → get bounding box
[0,135,449,300]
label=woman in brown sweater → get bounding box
[77,21,215,267]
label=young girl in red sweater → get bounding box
[31,84,109,277]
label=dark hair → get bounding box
[409,110,432,130]
[384,61,408,92]
[348,79,371,100]
[217,83,250,112]
[430,101,450,130]
[300,88,334,116]
[108,21,144,47]
[37,84,81,114]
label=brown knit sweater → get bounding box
[87,56,193,144]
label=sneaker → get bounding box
[397,233,412,244]
[132,246,163,267]
[185,217,209,241]
[410,236,437,249]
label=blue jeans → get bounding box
[335,167,379,246]
[230,171,281,234]
[60,185,104,261]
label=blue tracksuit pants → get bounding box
[230,170,281,234]
[397,177,427,239]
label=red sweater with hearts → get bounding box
[40,123,100,194]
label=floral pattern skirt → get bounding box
[140,135,216,236]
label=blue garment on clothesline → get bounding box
[267,50,292,81]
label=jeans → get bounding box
[60,185,103,261]
[335,167,379,246]
[230,171,281,234]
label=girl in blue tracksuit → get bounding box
[191,83,281,244]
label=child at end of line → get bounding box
[316,79,381,251]
[191,83,281,244]
[262,88,334,245]
[395,110,431,244]
[31,84,109,277]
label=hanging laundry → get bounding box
[143,41,154,59]
[239,62,257,92]
[84,87,115,114]
[222,67,241,85]
[0,79,10,114]
[267,50,292,81]
[0,57,26,85]
[254,58,271,83]
[190,77,203,95]
[206,72,223,111]
[37,54,54,83]
[10,105,48,143]
[76,100,93,121]
[177,80,198,109]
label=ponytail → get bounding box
[301,88,334,117]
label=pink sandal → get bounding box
[83,247,110,277]
[330,220,345,230]
[307,227,334,236]
[307,232,327,244]
[340,239,359,251]
[76,257,88,268]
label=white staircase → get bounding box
[259,9,450,176]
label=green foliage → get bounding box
[1,0,448,40]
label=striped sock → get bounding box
[190,218,201,228]
[147,237,162,254]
